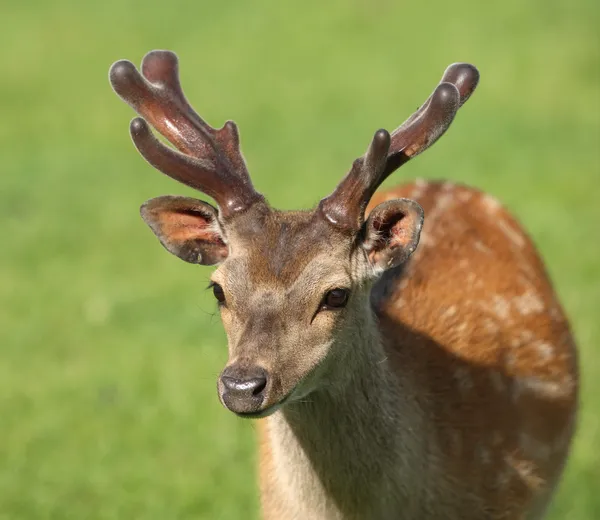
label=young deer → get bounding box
[109,51,578,520]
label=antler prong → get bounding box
[386,82,460,172]
[319,63,479,230]
[320,129,391,227]
[441,62,479,107]
[109,50,263,218]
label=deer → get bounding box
[109,50,578,520]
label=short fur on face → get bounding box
[142,196,424,415]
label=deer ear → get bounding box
[361,199,424,274]
[140,196,228,265]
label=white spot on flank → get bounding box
[467,272,479,287]
[514,375,575,400]
[410,178,429,199]
[481,194,501,213]
[497,219,526,248]
[535,341,554,360]
[549,306,564,322]
[520,330,535,342]
[456,322,468,335]
[506,455,544,489]
[511,329,535,348]
[474,240,492,254]
[441,181,455,192]
[458,190,473,203]
[418,232,435,248]
[426,191,454,226]
[441,305,457,319]
[513,292,545,315]
[399,279,409,291]
[492,295,511,320]
[483,318,499,334]
[435,192,454,213]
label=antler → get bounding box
[319,63,479,229]
[109,50,264,218]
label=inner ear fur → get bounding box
[361,198,424,272]
[140,195,228,265]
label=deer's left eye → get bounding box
[321,288,349,310]
[211,283,226,305]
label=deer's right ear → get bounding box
[140,196,228,265]
[360,199,424,275]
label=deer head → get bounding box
[109,51,479,417]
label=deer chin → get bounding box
[229,380,313,419]
[230,392,292,419]
[232,403,283,420]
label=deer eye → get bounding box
[211,283,226,305]
[322,288,349,310]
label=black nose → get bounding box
[221,372,267,396]
[219,365,269,415]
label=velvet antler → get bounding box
[109,50,264,218]
[319,63,479,229]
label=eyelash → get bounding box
[208,281,226,306]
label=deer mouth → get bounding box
[231,390,297,419]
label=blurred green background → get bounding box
[1,0,598,518]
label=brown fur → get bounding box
[254,180,577,519]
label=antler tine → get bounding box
[140,50,207,133]
[441,62,480,107]
[319,63,479,231]
[127,117,259,214]
[319,129,391,228]
[382,82,461,177]
[109,50,262,217]
[384,63,479,177]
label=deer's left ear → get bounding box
[361,199,424,274]
[140,195,228,265]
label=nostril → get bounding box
[251,377,267,396]
[221,371,268,398]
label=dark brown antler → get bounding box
[319,63,479,229]
[109,50,264,218]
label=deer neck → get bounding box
[264,308,426,518]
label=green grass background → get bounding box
[1,0,598,518]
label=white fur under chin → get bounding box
[262,330,430,520]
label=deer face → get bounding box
[109,50,477,417]
[212,211,358,417]
[140,199,424,417]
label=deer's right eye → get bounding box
[212,283,226,305]
[321,288,349,310]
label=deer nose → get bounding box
[221,372,267,396]
[219,365,269,415]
